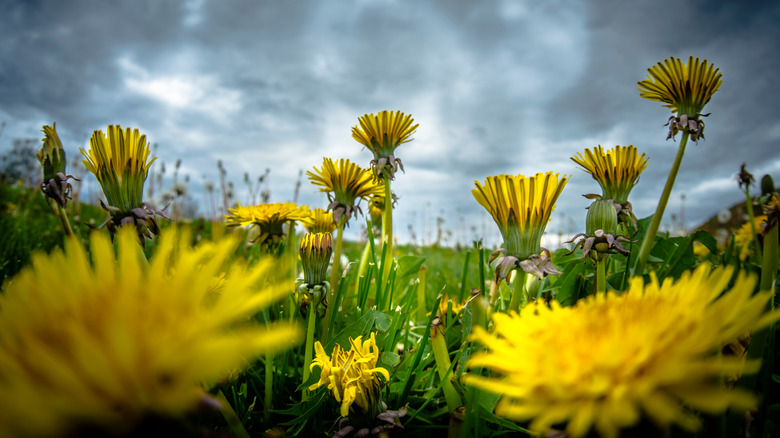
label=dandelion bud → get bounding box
[586,199,618,236]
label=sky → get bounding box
[2,0,779,247]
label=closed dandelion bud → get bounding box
[761,174,775,196]
[300,232,333,286]
[37,123,78,208]
[586,199,618,236]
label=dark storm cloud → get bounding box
[1,0,778,245]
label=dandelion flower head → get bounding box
[638,56,722,117]
[352,110,418,179]
[300,208,337,234]
[310,332,390,418]
[225,202,310,245]
[307,158,383,224]
[735,215,766,260]
[0,227,301,438]
[466,263,780,438]
[571,145,648,206]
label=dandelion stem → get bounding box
[596,257,607,294]
[51,202,73,237]
[508,270,527,312]
[416,266,427,322]
[635,131,690,275]
[323,217,345,341]
[214,389,251,438]
[744,185,763,265]
[431,322,462,412]
[264,353,273,424]
[301,304,317,402]
[381,178,393,282]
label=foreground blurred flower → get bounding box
[300,208,337,234]
[37,123,77,208]
[466,263,780,438]
[352,110,418,180]
[224,202,310,248]
[310,333,390,418]
[571,145,648,228]
[307,158,383,225]
[80,125,168,243]
[638,56,722,142]
[472,172,568,282]
[0,227,301,438]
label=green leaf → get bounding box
[380,351,401,368]
[551,261,586,306]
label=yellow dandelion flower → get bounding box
[352,110,418,179]
[299,232,333,287]
[466,263,780,438]
[571,145,648,207]
[309,333,390,418]
[225,202,310,246]
[472,172,568,281]
[37,123,77,208]
[300,208,337,234]
[763,193,780,233]
[735,215,766,260]
[307,158,383,224]
[638,57,722,141]
[0,227,301,438]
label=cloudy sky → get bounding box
[2,0,779,247]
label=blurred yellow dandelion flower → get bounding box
[0,227,301,438]
[352,110,418,179]
[572,145,648,226]
[225,202,310,246]
[307,158,383,224]
[300,208,337,234]
[638,57,722,141]
[466,263,780,438]
[309,333,390,418]
[472,172,568,281]
[735,215,766,260]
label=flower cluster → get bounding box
[309,333,390,418]
[0,227,301,438]
[466,263,780,438]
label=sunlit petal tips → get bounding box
[0,227,302,437]
[352,110,418,179]
[465,263,780,438]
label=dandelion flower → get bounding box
[571,145,648,227]
[295,232,333,313]
[300,208,337,234]
[307,158,383,224]
[0,227,301,438]
[472,172,568,282]
[80,125,167,241]
[735,215,767,260]
[37,123,77,208]
[309,333,390,418]
[638,56,722,141]
[225,202,310,247]
[466,263,780,438]
[352,111,418,179]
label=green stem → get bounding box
[635,131,690,276]
[322,219,345,341]
[52,202,73,237]
[416,266,428,322]
[214,389,251,438]
[508,270,528,313]
[381,178,393,284]
[744,186,763,265]
[431,322,463,412]
[301,304,317,402]
[596,256,607,294]
[264,353,273,424]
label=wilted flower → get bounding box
[472,172,568,282]
[352,111,418,180]
[0,227,301,438]
[37,123,78,208]
[638,56,723,141]
[300,208,337,234]
[307,158,383,224]
[225,202,310,248]
[571,145,648,228]
[310,333,390,418]
[466,263,780,438]
[80,125,168,243]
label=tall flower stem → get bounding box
[508,270,528,313]
[381,178,393,282]
[744,186,763,264]
[431,321,462,412]
[596,257,607,294]
[634,131,690,275]
[323,217,345,341]
[301,305,318,402]
[264,353,273,424]
[50,201,73,237]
